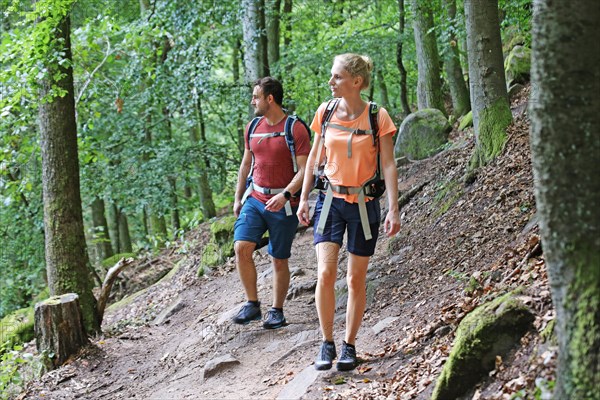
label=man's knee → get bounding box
[235,241,256,262]
[272,257,289,273]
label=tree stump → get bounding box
[34,293,89,368]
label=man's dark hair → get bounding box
[254,77,283,106]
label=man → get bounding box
[232,77,311,329]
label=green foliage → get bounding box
[0,344,47,400]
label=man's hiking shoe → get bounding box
[336,341,358,371]
[314,341,336,370]
[232,301,261,325]
[263,308,286,329]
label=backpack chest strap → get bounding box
[323,122,375,158]
[249,131,286,145]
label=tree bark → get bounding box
[267,0,281,69]
[464,0,512,168]
[193,94,217,219]
[529,1,600,397]
[376,69,390,108]
[411,0,446,114]
[396,0,411,117]
[34,293,88,368]
[442,0,470,118]
[91,197,114,265]
[118,211,133,253]
[242,0,261,84]
[258,0,270,77]
[38,13,100,335]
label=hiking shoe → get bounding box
[263,308,286,329]
[314,341,337,370]
[336,341,358,371]
[232,301,261,325]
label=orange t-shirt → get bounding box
[310,100,396,203]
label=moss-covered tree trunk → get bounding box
[411,0,446,115]
[38,14,100,335]
[442,0,471,118]
[396,0,412,117]
[91,197,114,265]
[464,0,512,169]
[529,1,600,397]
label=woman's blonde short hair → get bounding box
[334,53,374,90]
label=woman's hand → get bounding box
[297,198,311,226]
[384,209,400,237]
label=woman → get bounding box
[297,53,401,371]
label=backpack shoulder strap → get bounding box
[247,116,263,151]
[321,98,340,138]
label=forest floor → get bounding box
[18,85,557,400]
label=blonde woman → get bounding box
[297,53,401,371]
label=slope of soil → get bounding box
[18,85,556,399]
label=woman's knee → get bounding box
[346,273,366,293]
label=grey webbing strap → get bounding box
[316,186,334,236]
[317,184,372,240]
[324,122,374,158]
[284,201,292,216]
[250,132,285,145]
[241,182,292,216]
[241,183,253,204]
[357,190,372,240]
[314,134,326,176]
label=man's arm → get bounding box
[234,148,252,217]
[264,155,307,212]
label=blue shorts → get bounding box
[234,196,299,259]
[312,191,381,257]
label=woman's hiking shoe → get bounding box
[263,308,286,329]
[232,301,261,324]
[336,341,358,371]
[314,341,337,370]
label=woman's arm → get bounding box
[379,134,401,236]
[297,135,322,226]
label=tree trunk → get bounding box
[411,0,446,114]
[464,0,512,169]
[529,1,600,397]
[162,106,181,233]
[267,0,281,69]
[38,13,100,335]
[193,94,217,219]
[232,38,245,155]
[396,0,411,117]
[442,0,470,118]
[118,211,133,253]
[242,0,261,84]
[91,197,113,265]
[258,0,270,77]
[34,293,88,368]
[376,69,390,109]
[108,202,121,254]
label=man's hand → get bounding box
[265,193,286,212]
[233,200,243,217]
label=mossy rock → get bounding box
[0,307,35,352]
[504,45,531,86]
[210,215,236,245]
[394,109,451,160]
[431,291,534,400]
[458,111,473,131]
